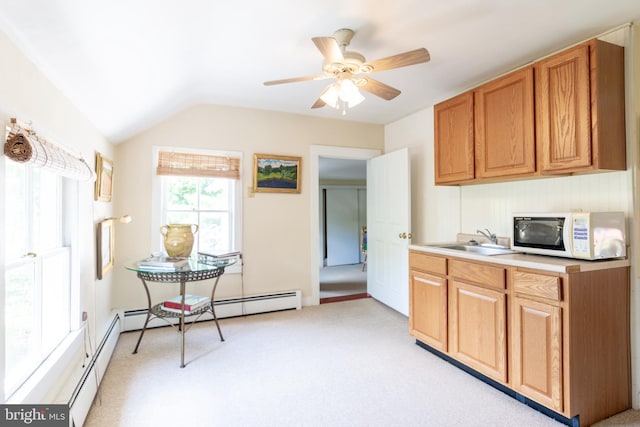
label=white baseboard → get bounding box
[122,290,301,332]
[66,313,121,427]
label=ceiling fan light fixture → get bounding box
[320,79,365,112]
[339,79,365,107]
[320,83,341,108]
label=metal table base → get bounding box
[129,261,229,368]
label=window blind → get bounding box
[156,150,240,179]
[3,119,95,182]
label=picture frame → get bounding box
[97,218,114,279]
[94,152,113,202]
[253,153,301,193]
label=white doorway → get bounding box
[309,146,381,306]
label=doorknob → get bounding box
[398,232,413,239]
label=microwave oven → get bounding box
[511,212,626,260]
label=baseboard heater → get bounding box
[123,290,301,332]
[68,313,121,427]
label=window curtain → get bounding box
[3,119,95,181]
[156,150,240,179]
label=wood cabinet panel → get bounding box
[450,259,505,290]
[409,250,447,275]
[511,296,563,411]
[409,270,447,351]
[434,91,475,184]
[536,42,592,171]
[475,66,536,179]
[512,270,562,301]
[536,39,625,174]
[565,267,631,426]
[449,279,507,382]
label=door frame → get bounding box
[309,145,381,306]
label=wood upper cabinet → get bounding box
[536,39,626,174]
[475,66,536,179]
[434,67,536,184]
[409,251,448,351]
[434,91,475,184]
[434,37,626,185]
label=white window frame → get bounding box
[1,158,80,401]
[151,146,242,274]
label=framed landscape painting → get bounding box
[253,153,301,193]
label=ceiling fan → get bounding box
[263,28,430,112]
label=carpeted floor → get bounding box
[83,298,640,427]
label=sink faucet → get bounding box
[477,229,498,245]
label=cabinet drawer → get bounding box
[409,251,447,275]
[450,259,505,290]
[512,270,561,301]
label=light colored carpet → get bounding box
[319,263,367,299]
[84,298,639,427]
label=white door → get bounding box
[366,148,411,315]
[326,188,360,266]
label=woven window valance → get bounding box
[156,150,240,179]
[4,118,95,181]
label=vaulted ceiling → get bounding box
[0,0,639,143]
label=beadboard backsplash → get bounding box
[459,171,632,240]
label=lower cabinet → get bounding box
[511,295,563,411]
[409,251,448,351]
[409,270,447,351]
[408,250,631,426]
[449,279,507,382]
[511,269,563,412]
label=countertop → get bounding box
[409,243,630,273]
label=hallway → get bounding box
[319,263,368,303]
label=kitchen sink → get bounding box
[431,243,520,256]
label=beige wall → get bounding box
[0,28,114,401]
[112,105,384,309]
[385,25,640,408]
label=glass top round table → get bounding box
[125,256,236,276]
[125,255,237,367]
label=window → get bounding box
[4,162,71,398]
[153,148,242,260]
[162,176,236,254]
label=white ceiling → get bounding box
[0,0,639,144]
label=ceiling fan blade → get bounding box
[311,84,334,109]
[311,97,326,109]
[264,75,327,86]
[361,48,430,73]
[359,78,401,100]
[312,36,344,63]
